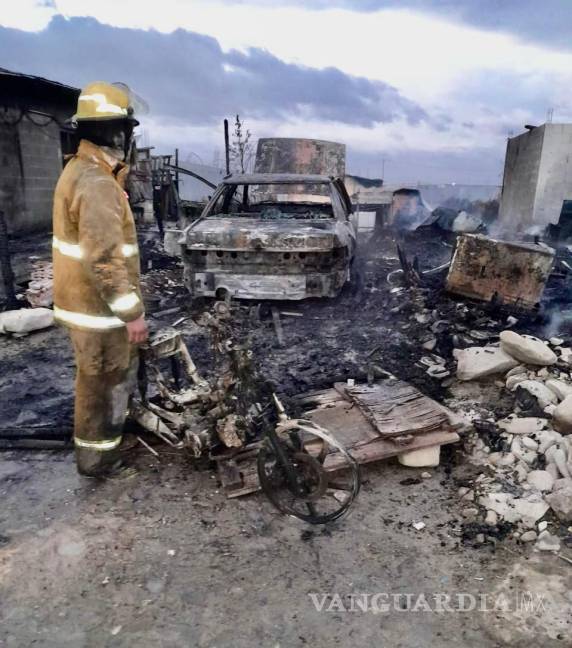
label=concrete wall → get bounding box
[0,115,63,235]
[534,124,572,227]
[499,126,545,230]
[18,117,63,233]
[0,122,26,233]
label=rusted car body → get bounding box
[180,173,356,300]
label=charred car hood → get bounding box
[184,218,354,252]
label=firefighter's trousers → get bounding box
[68,327,138,476]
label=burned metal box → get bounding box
[446,234,554,309]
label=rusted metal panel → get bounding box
[185,218,348,252]
[254,139,346,177]
[446,234,554,309]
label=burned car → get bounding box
[180,174,356,300]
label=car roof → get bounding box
[222,173,334,185]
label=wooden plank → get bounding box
[334,381,452,438]
[322,430,460,471]
[219,429,460,497]
[217,381,462,498]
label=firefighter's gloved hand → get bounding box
[126,315,149,344]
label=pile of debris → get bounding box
[453,330,572,551]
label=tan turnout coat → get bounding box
[52,139,144,331]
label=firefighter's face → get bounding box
[110,129,126,151]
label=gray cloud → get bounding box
[0,15,428,128]
[223,0,572,50]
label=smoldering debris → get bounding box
[4,212,572,540]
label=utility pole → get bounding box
[224,119,230,175]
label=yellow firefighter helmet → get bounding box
[73,81,140,124]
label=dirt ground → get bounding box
[1,446,571,647]
[1,230,572,647]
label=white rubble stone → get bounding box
[545,485,572,522]
[544,404,557,416]
[478,493,514,518]
[514,499,551,528]
[520,530,537,542]
[500,331,557,366]
[550,337,564,346]
[412,521,426,531]
[506,374,527,391]
[511,438,537,466]
[538,520,548,532]
[552,478,572,491]
[479,493,549,526]
[546,463,560,481]
[558,347,572,364]
[422,338,437,351]
[461,507,479,519]
[538,429,561,454]
[497,417,549,436]
[487,452,502,466]
[485,510,498,526]
[526,470,554,492]
[553,448,571,479]
[516,380,558,409]
[456,346,519,381]
[521,437,539,451]
[515,462,530,483]
[398,445,440,467]
[535,530,561,552]
[498,452,516,466]
[457,486,470,497]
[421,471,432,479]
[545,379,572,401]
[553,395,572,435]
[0,308,54,335]
[506,365,528,377]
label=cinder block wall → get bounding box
[17,116,63,234]
[0,122,26,233]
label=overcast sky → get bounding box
[1,0,571,184]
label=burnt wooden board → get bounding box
[217,428,459,498]
[216,382,462,498]
[334,380,452,438]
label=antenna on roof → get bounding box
[546,107,554,123]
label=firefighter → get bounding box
[53,81,148,477]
